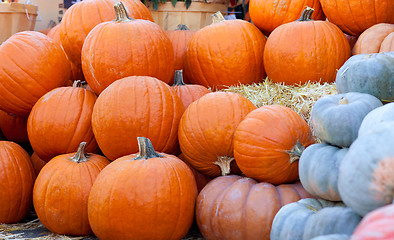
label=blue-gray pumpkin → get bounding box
[358,102,394,136]
[311,234,349,240]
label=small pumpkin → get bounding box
[33,142,110,235]
[309,92,383,147]
[352,23,394,55]
[178,153,212,193]
[88,137,197,240]
[358,102,394,137]
[30,152,46,177]
[0,110,28,143]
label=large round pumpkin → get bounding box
[196,175,312,240]
[352,23,394,55]
[0,31,70,117]
[263,7,351,85]
[88,137,197,240]
[178,92,256,177]
[0,110,28,143]
[33,142,110,235]
[27,81,98,161]
[249,0,325,35]
[184,12,267,90]
[234,105,315,185]
[92,76,184,160]
[60,0,152,68]
[319,0,394,36]
[0,141,35,223]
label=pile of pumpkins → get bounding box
[0,0,393,239]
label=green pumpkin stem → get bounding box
[134,137,164,160]
[172,70,185,86]
[297,6,314,21]
[114,2,133,22]
[176,24,190,30]
[211,11,225,24]
[70,142,90,163]
[214,156,234,176]
[286,141,305,164]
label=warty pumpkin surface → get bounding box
[0,110,28,143]
[352,23,394,55]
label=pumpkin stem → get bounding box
[211,11,225,24]
[176,24,190,30]
[339,97,349,105]
[114,2,133,22]
[72,80,83,88]
[172,70,186,86]
[286,141,305,164]
[70,142,90,163]
[297,6,314,21]
[213,156,234,176]
[134,137,164,160]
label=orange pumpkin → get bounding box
[0,110,28,143]
[92,76,184,160]
[60,0,153,68]
[184,12,267,90]
[81,2,174,94]
[178,92,256,177]
[30,152,46,177]
[263,7,351,85]
[249,0,325,35]
[178,153,212,193]
[0,141,35,223]
[33,142,110,235]
[88,137,197,240]
[352,23,394,55]
[0,31,70,117]
[27,81,98,161]
[234,105,315,185]
[171,70,211,109]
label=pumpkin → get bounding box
[358,102,394,137]
[299,143,348,201]
[33,142,110,236]
[249,0,325,35]
[88,137,197,240]
[196,175,312,240]
[234,105,315,185]
[60,0,153,68]
[92,76,184,160]
[178,92,256,177]
[319,0,394,36]
[271,198,362,240]
[27,80,98,161]
[0,31,70,117]
[30,152,46,177]
[178,153,212,193]
[352,23,394,55]
[309,92,383,147]
[351,204,394,240]
[0,141,35,223]
[344,33,358,51]
[380,32,394,52]
[338,125,394,216]
[264,7,350,85]
[166,24,195,84]
[335,52,394,102]
[184,12,267,90]
[81,2,174,95]
[0,110,28,143]
[311,235,350,240]
[171,70,211,109]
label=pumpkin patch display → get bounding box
[352,23,394,55]
[196,175,312,240]
[178,92,256,177]
[336,52,394,102]
[81,2,174,95]
[92,76,184,160]
[0,31,70,117]
[0,141,35,223]
[88,137,197,240]
[309,92,383,147]
[0,110,28,143]
[263,7,351,85]
[234,105,315,185]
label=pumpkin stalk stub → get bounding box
[134,137,164,160]
[172,70,185,86]
[213,156,234,176]
[286,140,305,164]
[70,142,90,163]
[339,97,349,105]
[211,11,226,24]
[297,6,314,21]
[176,24,189,30]
[72,80,83,88]
[113,2,133,22]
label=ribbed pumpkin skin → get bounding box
[352,23,394,55]
[92,76,184,160]
[319,0,394,36]
[0,31,70,117]
[249,0,325,35]
[0,141,35,223]
[351,204,394,240]
[178,92,256,177]
[380,32,394,52]
[0,110,28,143]
[264,16,350,85]
[60,0,153,68]
[196,175,312,240]
[88,150,197,240]
[33,149,110,235]
[30,152,46,177]
[358,103,394,137]
[184,20,266,90]
[27,86,98,161]
[234,105,315,185]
